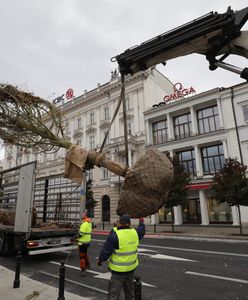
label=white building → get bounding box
[144,81,248,226]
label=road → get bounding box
[1,234,248,300]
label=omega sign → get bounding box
[163,82,196,103]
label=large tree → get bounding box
[165,155,190,231]
[211,158,248,235]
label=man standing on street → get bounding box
[97,214,145,300]
[77,211,92,273]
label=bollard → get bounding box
[13,251,22,288]
[134,276,142,300]
[57,261,65,300]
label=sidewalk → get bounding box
[0,265,90,300]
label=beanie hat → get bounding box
[119,214,131,224]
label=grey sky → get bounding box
[0,0,247,100]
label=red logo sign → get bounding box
[66,88,74,100]
[163,82,196,103]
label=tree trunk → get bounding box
[171,207,175,232]
[237,205,243,235]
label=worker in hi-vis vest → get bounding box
[77,211,92,273]
[97,214,145,300]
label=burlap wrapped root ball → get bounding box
[117,149,174,218]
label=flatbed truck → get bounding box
[0,161,81,255]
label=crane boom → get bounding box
[115,6,248,80]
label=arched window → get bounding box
[102,195,110,222]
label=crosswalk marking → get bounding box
[49,261,156,287]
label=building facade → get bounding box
[4,71,248,227]
[144,81,248,226]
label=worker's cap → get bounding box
[119,214,131,225]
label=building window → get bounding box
[197,105,220,134]
[125,98,130,110]
[77,118,81,129]
[127,122,132,135]
[152,120,168,145]
[173,113,192,140]
[87,169,94,180]
[76,139,81,146]
[65,120,70,134]
[201,144,225,175]
[89,135,95,150]
[102,168,109,179]
[104,107,109,120]
[242,104,248,122]
[176,149,196,177]
[90,112,94,125]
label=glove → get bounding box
[139,218,144,224]
[97,259,102,266]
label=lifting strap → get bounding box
[99,75,129,167]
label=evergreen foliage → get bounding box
[85,179,97,217]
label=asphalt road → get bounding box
[1,234,248,300]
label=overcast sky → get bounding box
[1,0,247,101]
[0,1,247,159]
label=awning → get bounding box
[186,183,212,190]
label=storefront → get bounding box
[158,182,233,224]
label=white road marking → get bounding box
[139,282,156,288]
[49,261,156,287]
[186,271,248,284]
[138,252,196,262]
[94,272,111,280]
[93,239,248,258]
[151,254,196,262]
[93,272,155,287]
[49,261,101,275]
[39,271,108,295]
[138,248,156,253]
[140,243,248,258]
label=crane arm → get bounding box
[115,6,248,80]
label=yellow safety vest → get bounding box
[108,227,139,272]
[78,220,92,245]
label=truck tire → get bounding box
[0,232,10,256]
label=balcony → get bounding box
[73,129,84,139]
[100,118,111,129]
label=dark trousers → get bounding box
[78,244,90,271]
[108,270,135,300]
